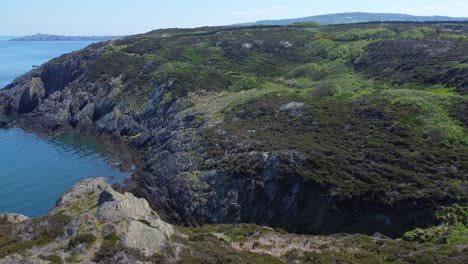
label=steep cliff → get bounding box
[0,22,467,237]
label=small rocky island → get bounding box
[10,34,121,41]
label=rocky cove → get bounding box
[0,128,133,218]
[1,24,466,239]
[0,22,467,263]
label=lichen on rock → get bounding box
[0,178,173,263]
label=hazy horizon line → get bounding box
[2,11,467,37]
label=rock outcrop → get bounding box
[0,178,173,263]
[0,214,29,225]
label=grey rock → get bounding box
[54,178,173,257]
[279,102,305,118]
[0,213,29,224]
[98,190,115,205]
[241,43,253,49]
[279,102,304,111]
[279,40,293,48]
[50,177,109,215]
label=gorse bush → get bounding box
[287,63,324,80]
[229,76,262,92]
[313,81,338,97]
[401,27,438,39]
[308,39,336,58]
[329,40,369,62]
[68,233,98,249]
[403,204,468,244]
[333,28,397,41]
[39,255,63,264]
[382,89,468,146]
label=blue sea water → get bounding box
[0,36,94,88]
[0,37,132,218]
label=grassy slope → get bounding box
[81,23,468,206]
[1,22,468,263]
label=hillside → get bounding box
[0,21,467,258]
[237,12,468,26]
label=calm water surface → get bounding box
[0,37,131,217]
[0,36,94,87]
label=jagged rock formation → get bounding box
[0,178,173,263]
[0,22,467,238]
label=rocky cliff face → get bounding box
[0,23,467,238]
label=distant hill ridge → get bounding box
[235,12,468,26]
[10,33,121,41]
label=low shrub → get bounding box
[68,233,97,249]
[39,255,63,264]
[313,81,338,97]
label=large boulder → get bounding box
[50,178,173,257]
[96,188,174,256]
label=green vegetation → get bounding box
[382,89,468,145]
[176,225,283,264]
[178,224,466,264]
[0,213,72,258]
[332,28,397,41]
[64,254,81,263]
[403,204,468,244]
[200,91,467,207]
[12,22,463,257]
[228,76,263,92]
[94,232,165,263]
[401,27,437,39]
[80,22,468,214]
[68,233,97,249]
[39,255,64,264]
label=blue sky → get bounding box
[1,0,467,35]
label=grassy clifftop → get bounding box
[1,22,467,238]
[82,22,468,204]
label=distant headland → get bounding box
[10,33,122,41]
